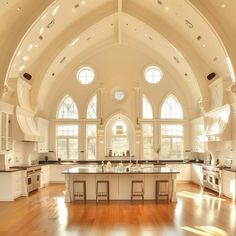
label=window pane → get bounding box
[69,138,78,160]
[57,138,67,160]
[142,124,153,159]
[57,96,78,119]
[112,120,127,135]
[111,136,129,155]
[86,124,96,159]
[144,66,162,84]
[87,95,97,119]
[56,124,78,160]
[77,67,94,84]
[161,95,183,119]
[160,124,183,159]
[143,95,153,119]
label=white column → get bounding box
[171,174,177,202]
[64,174,72,202]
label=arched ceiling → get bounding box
[1,0,235,115]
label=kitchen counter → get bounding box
[0,168,24,172]
[62,166,179,174]
[63,166,179,203]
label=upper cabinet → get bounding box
[37,117,49,153]
[0,102,13,153]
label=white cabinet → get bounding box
[41,165,50,187]
[222,170,236,200]
[37,118,49,153]
[0,101,14,153]
[167,164,191,182]
[0,170,26,201]
[50,165,78,182]
[191,164,203,185]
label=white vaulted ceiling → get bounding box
[0,0,235,116]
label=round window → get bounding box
[144,66,162,84]
[114,90,125,101]
[77,67,95,84]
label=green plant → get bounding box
[154,144,161,154]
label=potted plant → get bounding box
[154,144,161,163]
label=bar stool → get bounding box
[156,180,169,202]
[73,180,86,202]
[131,180,144,201]
[96,180,109,203]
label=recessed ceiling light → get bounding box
[82,1,86,5]
[34,44,38,48]
[149,36,153,40]
[221,4,226,8]
[213,57,218,62]
[42,14,46,19]
[27,44,33,52]
[86,37,91,41]
[39,35,44,40]
[23,56,29,61]
[17,7,22,11]
[202,44,206,47]
[72,8,76,12]
[184,73,188,77]
[52,73,55,76]
[144,34,148,37]
[52,6,60,15]
[165,7,169,11]
[19,65,25,71]
[40,27,44,34]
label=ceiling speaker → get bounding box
[23,73,32,80]
[207,72,216,80]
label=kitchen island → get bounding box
[62,165,179,202]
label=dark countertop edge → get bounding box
[0,169,24,172]
[39,160,202,165]
[223,168,236,173]
[62,171,180,174]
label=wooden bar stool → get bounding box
[73,180,86,202]
[156,180,169,202]
[131,180,144,201]
[96,180,109,203]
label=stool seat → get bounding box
[131,180,144,201]
[156,180,169,202]
[73,180,86,202]
[96,180,109,203]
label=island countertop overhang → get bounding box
[62,166,180,174]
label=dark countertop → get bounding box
[62,166,180,174]
[39,159,200,165]
[223,167,236,173]
[0,168,24,173]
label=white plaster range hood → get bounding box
[14,106,41,142]
[203,104,231,141]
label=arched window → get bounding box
[142,95,153,119]
[161,95,183,119]
[111,119,129,155]
[87,95,97,119]
[57,96,78,119]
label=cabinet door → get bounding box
[222,170,236,199]
[182,164,191,181]
[37,118,49,153]
[12,171,24,199]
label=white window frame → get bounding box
[86,124,97,160]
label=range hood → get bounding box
[14,106,41,142]
[203,104,231,141]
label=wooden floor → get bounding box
[0,183,235,236]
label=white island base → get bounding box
[62,167,179,202]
